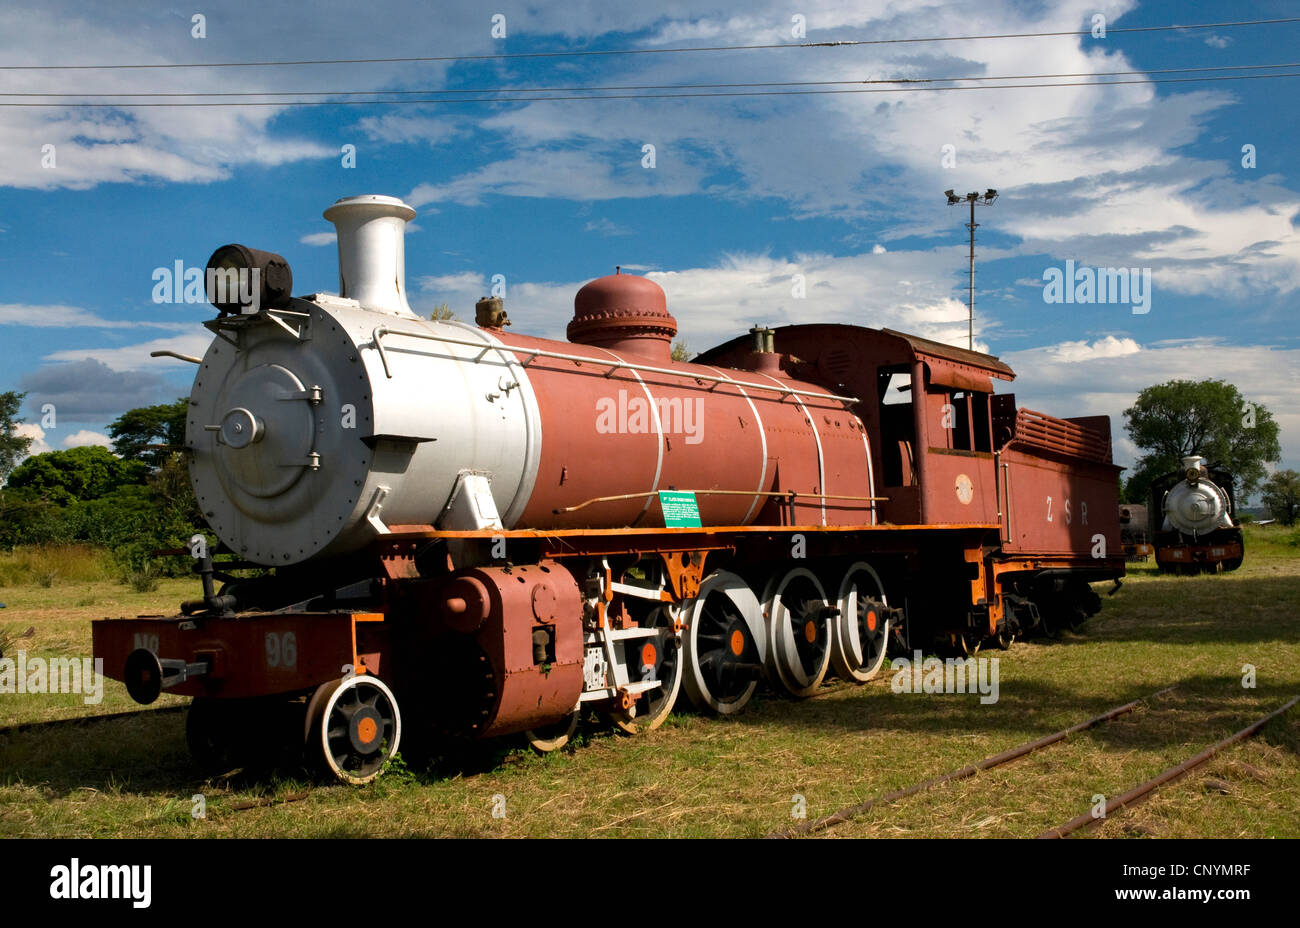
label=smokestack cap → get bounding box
[323,194,415,223]
[323,194,417,317]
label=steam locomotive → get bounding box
[1149,456,1244,573]
[92,194,1126,783]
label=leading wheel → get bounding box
[829,562,891,683]
[308,675,402,785]
[681,571,765,715]
[607,605,684,733]
[763,567,833,699]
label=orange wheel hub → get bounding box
[356,716,378,745]
[803,620,817,643]
[729,629,745,656]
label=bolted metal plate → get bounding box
[214,363,315,499]
[1165,478,1231,535]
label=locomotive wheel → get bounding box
[608,606,684,734]
[308,675,402,785]
[992,628,1015,650]
[525,704,580,753]
[829,562,891,683]
[681,571,765,715]
[763,568,833,699]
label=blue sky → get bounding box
[1,0,1297,487]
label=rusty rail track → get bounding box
[768,685,1176,839]
[0,704,186,736]
[1039,693,1300,838]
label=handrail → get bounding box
[554,488,887,514]
[150,350,202,364]
[369,325,860,404]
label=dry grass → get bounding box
[0,545,115,590]
[0,525,1296,838]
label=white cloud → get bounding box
[300,232,338,246]
[355,114,466,147]
[13,423,51,456]
[1000,338,1300,472]
[10,1,1297,303]
[407,149,706,208]
[454,247,995,349]
[0,304,191,330]
[0,4,373,190]
[61,429,112,449]
[381,1,1300,298]
[1039,336,1142,363]
[585,218,633,236]
[43,333,213,372]
[416,271,487,308]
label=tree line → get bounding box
[0,391,200,575]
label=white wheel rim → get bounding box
[643,605,684,724]
[318,674,402,785]
[681,570,763,715]
[763,567,832,697]
[831,561,890,683]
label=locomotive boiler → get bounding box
[1149,455,1244,573]
[92,194,1126,783]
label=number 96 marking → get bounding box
[265,631,298,669]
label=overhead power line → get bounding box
[6,61,1298,99]
[4,70,1300,107]
[0,17,1294,71]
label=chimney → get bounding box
[323,194,417,317]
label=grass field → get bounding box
[2,527,1298,838]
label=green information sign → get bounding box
[659,490,702,528]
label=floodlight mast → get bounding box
[944,188,998,350]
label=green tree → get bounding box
[1260,469,1300,526]
[670,340,692,362]
[107,398,187,469]
[4,445,148,505]
[1123,380,1280,502]
[0,391,33,484]
[429,303,456,320]
[0,490,66,548]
